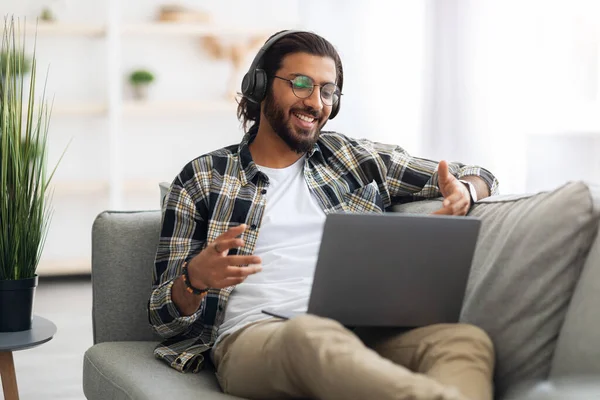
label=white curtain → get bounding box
[301,0,600,195]
[424,0,600,194]
[300,1,428,155]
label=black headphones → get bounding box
[241,30,341,120]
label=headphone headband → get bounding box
[246,30,302,77]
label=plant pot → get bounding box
[132,84,149,101]
[0,275,38,332]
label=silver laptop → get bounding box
[262,212,481,328]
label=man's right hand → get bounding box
[187,224,263,290]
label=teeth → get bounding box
[294,112,315,123]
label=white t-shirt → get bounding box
[215,155,326,344]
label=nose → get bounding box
[302,86,323,112]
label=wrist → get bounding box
[182,262,210,295]
[458,179,478,204]
[172,276,204,316]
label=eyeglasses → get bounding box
[274,75,341,106]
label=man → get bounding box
[149,30,499,400]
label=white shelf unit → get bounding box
[28,20,281,120]
[27,4,298,275]
[33,19,279,204]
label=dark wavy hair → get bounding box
[236,30,344,133]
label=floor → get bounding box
[7,276,92,400]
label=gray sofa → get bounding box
[83,181,600,400]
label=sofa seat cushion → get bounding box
[83,341,245,400]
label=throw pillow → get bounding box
[394,181,599,398]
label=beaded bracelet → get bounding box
[182,262,209,296]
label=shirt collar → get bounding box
[237,127,260,186]
[237,125,324,186]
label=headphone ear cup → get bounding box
[329,97,341,119]
[241,72,253,99]
[253,69,268,103]
[241,70,266,103]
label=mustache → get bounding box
[291,108,322,119]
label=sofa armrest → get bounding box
[91,210,164,344]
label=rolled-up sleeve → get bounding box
[148,175,208,339]
[361,139,500,203]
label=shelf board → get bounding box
[121,180,163,193]
[123,99,236,116]
[38,100,234,117]
[21,22,285,38]
[25,22,106,37]
[51,179,163,195]
[50,180,109,195]
[37,257,90,276]
[52,102,107,117]
[122,22,275,37]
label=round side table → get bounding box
[0,315,57,400]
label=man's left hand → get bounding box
[432,160,471,216]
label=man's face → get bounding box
[262,52,337,154]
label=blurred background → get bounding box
[1,0,600,398]
[2,0,599,276]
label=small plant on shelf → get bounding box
[129,69,155,100]
[40,7,56,22]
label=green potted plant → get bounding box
[129,69,155,100]
[0,16,64,332]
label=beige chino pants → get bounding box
[212,315,494,400]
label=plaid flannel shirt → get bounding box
[148,128,499,373]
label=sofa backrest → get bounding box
[91,210,163,344]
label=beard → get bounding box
[263,91,327,154]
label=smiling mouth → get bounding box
[292,111,317,124]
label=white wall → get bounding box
[300,1,428,155]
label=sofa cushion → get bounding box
[92,211,164,344]
[550,183,600,379]
[83,342,245,400]
[394,181,599,398]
